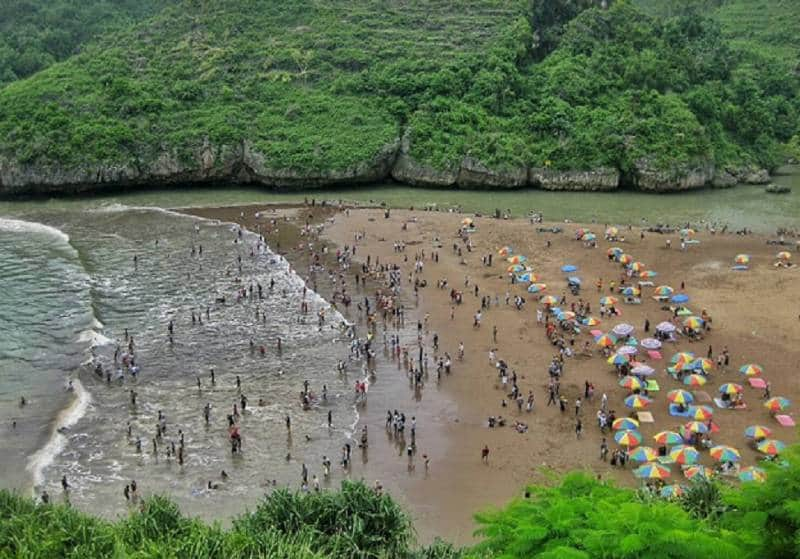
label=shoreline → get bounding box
[190,201,800,544]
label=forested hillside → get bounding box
[0,0,797,195]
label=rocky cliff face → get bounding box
[0,136,773,196]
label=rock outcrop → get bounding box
[632,160,715,192]
[529,167,620,191]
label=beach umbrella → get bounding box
[710,445,741,463]
[605,226,619,238]
[683,374,707,387]
[612,417,640,430]
[608,247,623,258]
[689,358,714,373]
[654,285,674,297]
[667,389,694,405]
[516,273,540,283]
[461,217,474,226]
[625,394,652,410]
[498,246,512,256]
[734,254,750,265]
[629,261,646,272]
[619,254,633,265]
[596,334,617,348]
[777,251,792,261]
[612,323,635,337]
[507,255,527,264]
[718,383,743,395]
[607,353,630,366]
[558,311,577,321]
[739,364,764,377]
[670,445,700,465]
[575,228,587,239]
[688,405,714,421]
[614,429,643,447]
[764,397,791,412]
[527,283,547,294]
[676,307,694,317]
[683,316,704,330]
[757,439,786,456]
[582,316,601,326]
[561,264,578,273]
[583,233,597,242]
[641,338,662,350]
[656,322,677,333]
[618,345,638,356]
[744,425,772,439]
[507,264,524,274]
[684,421,709,434]
[539,295,558,306]
[671,352,695,365]
[621,286,641,297]
[625,336,638,346]
[635,463,671,480]
[567,276,582,286]
[639,270,658,278]
[680,228,696,238]
[739,467,767,483]
[684,466,714,480]
[599,296,619,306]
[671,294,690,304]
[654,431,684,445]
[619,376,643,391]
[631,364,655,377]
[660,484,685,498]
[630,446,658,462]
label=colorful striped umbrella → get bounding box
[612,417,640,430]
[596,334,618,348]
[739,467,767,483]
[671,352,695,365]
[718,383,743,395]
[583,233,597,242]
[690,358,714,373]
[608,247,623,258]
[654,431,684,445]
[764,397,791,412]
[744,425,772,439]
[600,296,619,306]
[621,286,641,297]
[684,466,714,480]
[606,227,620,237]
[639,270,658,278]
[527,283,547,293]
[634,463,671,479]
[684,421,709,434]
[777,251,792,261]
[629,261,646,272]
[625,394,652,410]
[683,316,704,330]
[710,445,741,463]
[734,254,750,265]
[507,255,527,264]
[757,439,786,456]
[619,254,633,265]
[660,484,685,498]
[619,376,643,391]
[689,405,714,421]
[669,445,700,465]
[557,310,577,321]
[680,228,696,238]
[582,316,601,326]
[540,295,559,306]
[498,246,513,256]
[739,364,764,377]
[683,374,707,387]
[630,446,658,462]
[654,285,674,297]
[614,429,643,447]
[507,264,525,274]
[667,389,694,405]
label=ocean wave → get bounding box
[26,378,92,488]
[0,217,73,248]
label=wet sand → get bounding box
[191,204,800,545]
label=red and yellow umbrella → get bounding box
[614,429,643,448]
[684,465,714,480]
[540,295,559,306]
[777,251,792,261]
[599,296,619,306]
[688,405,714,421]
[718,383,743,395]
[757,439,786,456]
[654,431,684,445]
[739,364,764,377]
[619,376,643,391]
[683,374,707,387]
[684,421,709,434]
[619,254,633,265]
[764,397,791,412]
[710,445,741,463]
[612,417,640,430]
[734,254,750,265]
[667,389,694,405]
[669,445,700,465]
[683,316,704,330]
[635,463,671,479]
[498,246,512,256]
[625,394,652,410]
[595,334,617,347]
[744,425,772,439]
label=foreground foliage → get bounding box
[0,0,796,186]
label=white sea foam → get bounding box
[26,378,92,488]
[0,217,74,254]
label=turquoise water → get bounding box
[1,166,798,233]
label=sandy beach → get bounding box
[190,203,800,544]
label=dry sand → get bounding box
[191,204,800,545]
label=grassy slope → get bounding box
[0,0,796,186]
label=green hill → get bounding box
[0,0,797,195]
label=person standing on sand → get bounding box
[481,445,490,464]
[575,418,583,439]
[600,437,608,461]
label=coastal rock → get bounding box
[390,132,457,187]
[529,167,620,190]
[740,167,771,185]
[632,160,714,192]
[456,157,527,188]
[0,157,141,195]
[711,168,738,188]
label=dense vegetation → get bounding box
[0,0,797,191]
[0,1,174,86]
[5,447,800,558]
